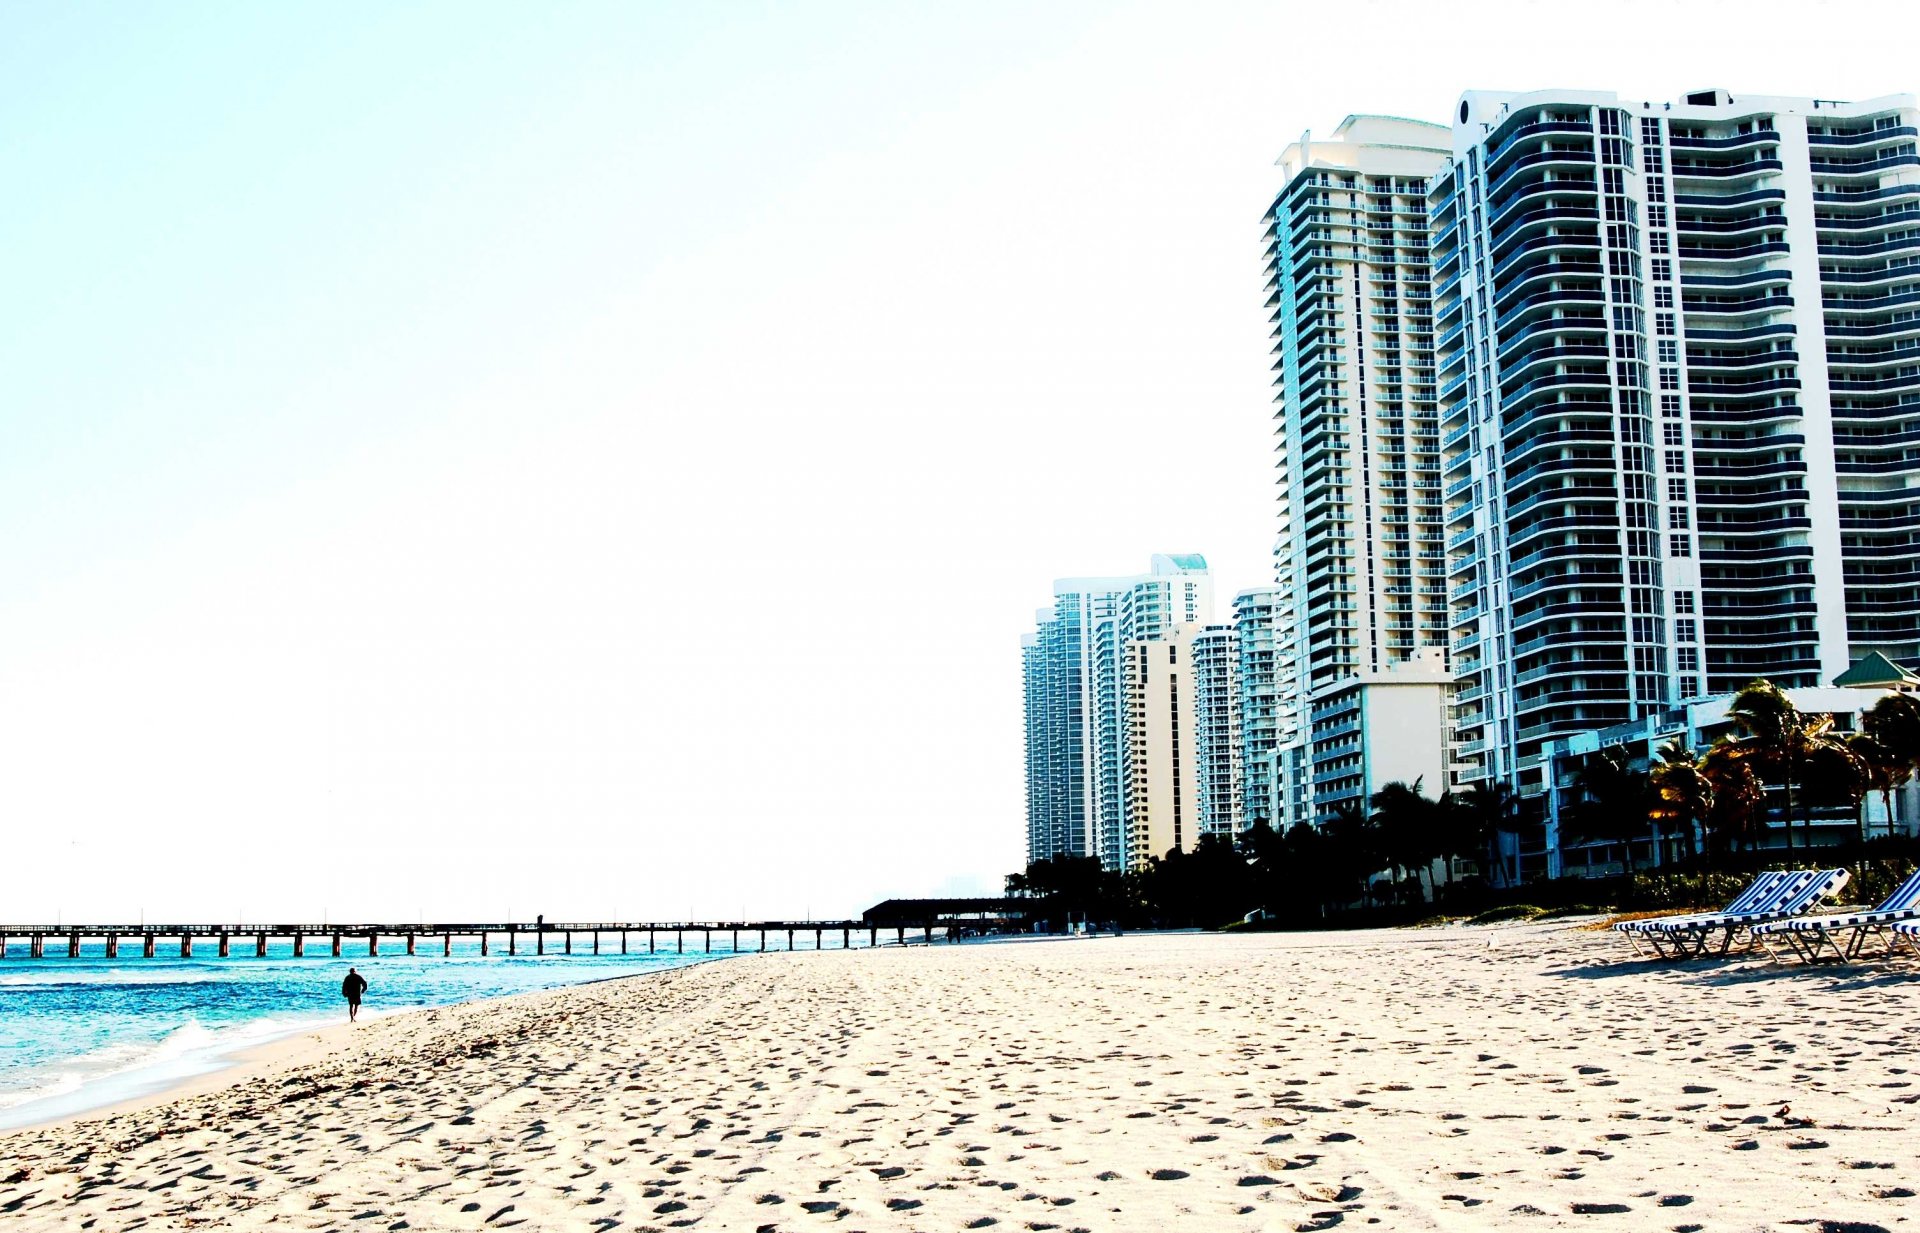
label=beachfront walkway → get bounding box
[1,925,1915,1230]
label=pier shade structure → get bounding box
[0,907,1032,960]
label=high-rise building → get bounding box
[1433,89,1920,794]
[1191,624,1243,840]
[1022,582,1127,865]
[1021,555,1216,868]
[1123,626,1204,869]
[1265,115,1455,823]
[1231,586,1294,830]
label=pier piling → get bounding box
[144,934,156,959]
[332,933,342,958]
[106,935,119,959]
[406,934,415,956]
[68,933,80,959]
[256,933,268,958]
[181,935,193,958]
[293,935,305,958]
[218,934,230,958]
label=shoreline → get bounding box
[0,949,747,1136]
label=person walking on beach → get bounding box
[342,967,368,1023]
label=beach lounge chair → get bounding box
[1753,869,1920,963]
[1616,869,1849,959]
[1613,872,1791,959]
[1882,913,1920,960]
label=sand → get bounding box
[1,924,1916,1231]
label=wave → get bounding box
[0,1012,326,1129]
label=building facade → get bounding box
[1123,626,1204,869]
[1265,115,1456,824]
[1305,648,1454,822]
[1433,89,1920,801]
[1021,555,1216,868]
[1232,585,1296,831]
[1191,624,1243,840]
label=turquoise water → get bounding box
[0,932,811,1128]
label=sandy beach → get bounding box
[2,925,1916,1231]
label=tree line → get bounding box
[1007,680,1920,929]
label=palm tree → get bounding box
[1862,692,1920,837]
[1322,800,1378,908]
[1700,741,1765,854]
[1648,736,1711,860]
[1722,678,1849,852]
[1370,779,1440,899]
[1846,732,1909,843]
[1563,745,1652,874]
[1453,780,1524,887]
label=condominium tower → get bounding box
[1190,624,1243,839]
[1434,89,1920,790]
[1022,555,1215,867]
[1265,115,1455,822]
[1231,585,1296,830]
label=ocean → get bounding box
[0,932,807,1129]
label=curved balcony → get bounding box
[1678,239,1791,263]
[1808,124,1919,148]
[1490,203,1601,259]
[1492,234,1602,288]
[1676,187,1788,211]
[1671,156,1783,182]
[1669,127,1781,151]
[1807,152,1920,178]
[1494,284,1607,335]
[1487,116,1598,170]
[1488,146,1600,208]
[1683,290,1794,317]
[1494,269,1608,323]
[1500,341,1611,386]
[1489,176,1599,234]
[1686,347,1800,372]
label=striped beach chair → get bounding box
[1613,872,1791,959]
[1620,869,1850,959]
[1885,914,1920,959]
[1753,868,1920,963]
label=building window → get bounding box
[1669,533,1692,557]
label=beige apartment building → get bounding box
[1123,626,1205,869]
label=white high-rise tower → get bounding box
[1434,89,1920,793]
[1265,115,1455,822]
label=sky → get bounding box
[2,1,1914,923]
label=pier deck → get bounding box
[0,919,951,959]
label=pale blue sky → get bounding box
[3,2,1912,921]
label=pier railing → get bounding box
[0,920,954,959]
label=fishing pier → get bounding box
[0,901,1032,960]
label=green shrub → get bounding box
[1467,904,1546,924]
